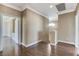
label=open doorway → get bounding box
[0,14,21,51]
[2,16,14,38]
[49,21,58,46]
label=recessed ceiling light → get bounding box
[50,5,53,8]
[49,23,55,27]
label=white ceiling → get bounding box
[1,3,77,22]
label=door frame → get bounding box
[1,14,21,44]
[75,10,79,55]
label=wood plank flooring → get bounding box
[0,37,76,56]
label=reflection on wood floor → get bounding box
[0,37,76,56]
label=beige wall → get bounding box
[76,4,79,11]
[22,9,49,45]
[0,4,21,16]
[39,31,49,43]
[58,12,76,44]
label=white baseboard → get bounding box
[75,45,78,48]
[58,40,75,45]
[76,47,79,54]
[50,43,55,45]
[0,48,3,52]
[50,43,57,46]
[22,40,42,48]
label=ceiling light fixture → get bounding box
[50,5,53,8]
[49,23,55,27]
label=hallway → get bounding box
[0,37,76,56]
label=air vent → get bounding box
[56,3,66,11]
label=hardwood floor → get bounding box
[0,37,76,56]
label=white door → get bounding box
[12,17,21,44]
[75,10,79,55]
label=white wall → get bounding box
[2,16,13,37]
[0,14,2,51]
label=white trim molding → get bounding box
[1,3,77,19]
[1,3,22,11]
[0,3,48,19]
[75,10,79,48]
[58,9,75,15]
[50,43,57,46]
[24,5,48,19]
[21,40,42,48]
[58,40,75,45]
